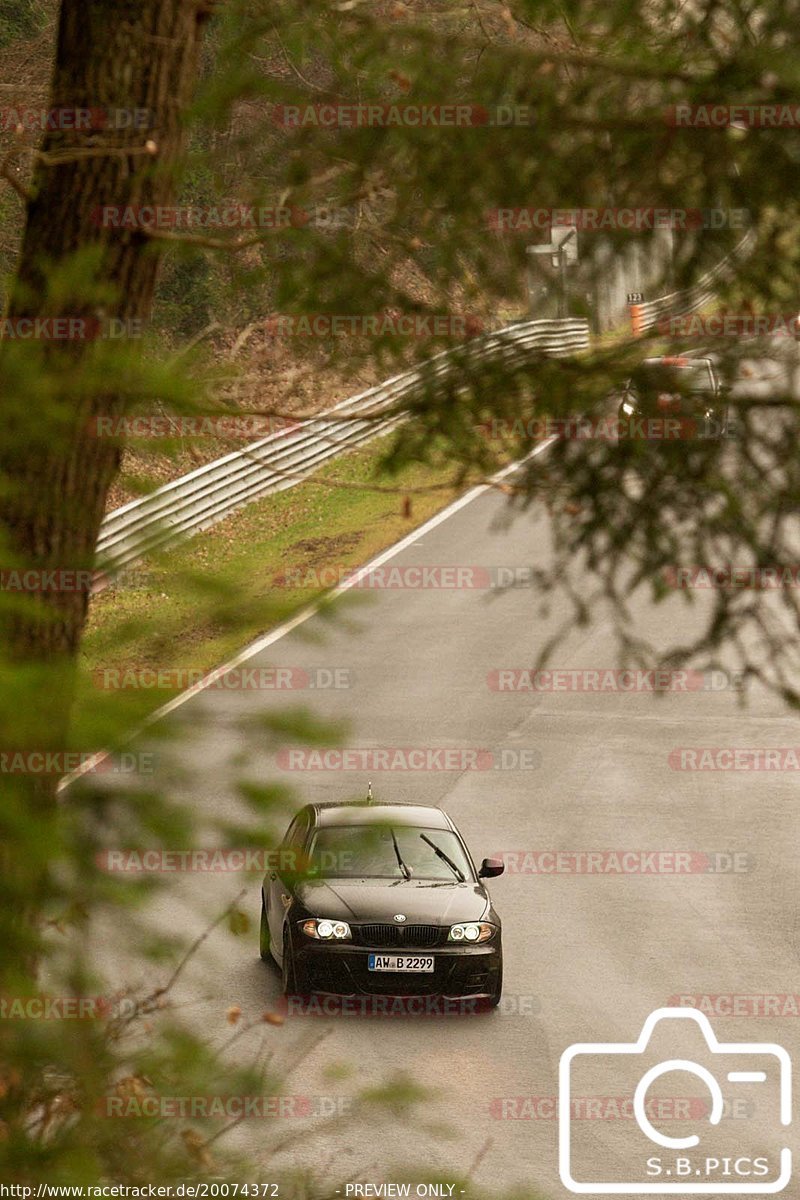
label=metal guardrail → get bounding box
[95,318,590,583]
[95,224,757,588]
[629,230,756,333]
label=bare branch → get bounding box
[0,153,33,203]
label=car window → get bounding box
[307,824,473,881]
[280,812,312,871]
[280,815,302,850]
[634,362,715,396]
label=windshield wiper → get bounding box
[419,833,465,882]
[390,828,411,880]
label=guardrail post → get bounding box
[629,304,644,336]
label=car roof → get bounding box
[307,802,454,830]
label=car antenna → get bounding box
[366,779,373,803]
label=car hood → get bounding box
[626,392,719,415]
[295,878,491,925]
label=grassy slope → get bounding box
[76,441,464,735]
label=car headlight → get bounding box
[300,918,351,940]
[448,922,495,943]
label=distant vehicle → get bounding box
[260,798,504,1006]
[618,356,731,440]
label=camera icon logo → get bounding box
[559,1007,792,1193]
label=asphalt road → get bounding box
[91,455,800,1198]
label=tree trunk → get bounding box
[0,0,214,958]
[0,0,213,779]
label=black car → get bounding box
[618,355,731,441]
[260,799,505,1005]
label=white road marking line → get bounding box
[59,439,556,792]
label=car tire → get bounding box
[486,959,503,1009]
[259,894,271,961]
[281,927,306,995]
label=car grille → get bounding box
[354,923,443,948]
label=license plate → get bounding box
[368,954,435,973]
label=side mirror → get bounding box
[478,857,505,879]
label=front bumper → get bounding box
[293,937,502,998]
[617,410,725,441]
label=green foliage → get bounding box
[0,0,45,47]
[2,0,800,1190]
[156,251,214,339]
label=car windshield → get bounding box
[307,824,473,881]
[631,361,715,399]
